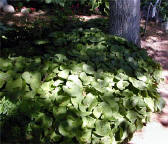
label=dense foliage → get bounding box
[11,0,168,18]
[0,16,165,143]
[12,0,109,15]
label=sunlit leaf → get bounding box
[94,120,111,136]
[116,80,129,90]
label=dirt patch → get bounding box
[0,10,48,27]
[141,20,168,70]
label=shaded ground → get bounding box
[0,12,168,144]
[0,10,48,27]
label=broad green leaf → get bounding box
[58,69,69,79]
[100,136,113,144]
[30,72,41,90]
[22,71,32,84]
[58,116,81,137]
[53,106,67,118]
[92,134,100,144]
[83,93,95,107]
[82,116,96,128]
[87,98,98,112]
[135,119,144,130]
[101,102,113,120]
[144,97,155,112]
[78,129,92,144]
[22,72,41,87]
[68,75,82,88]
[126,110,138,123]
[63,81,83,98]
[94,120,111,136]
[91,81,104,93]
[79,72,87,81]
[122,89,134,97]
[80,72,90,85]
[54,54,67,62]
[71,97,80,109]
[56,95,70,105]
[129,77,146,90]
[41,81,53,92]
[116,80,129,90]
[83,63,94,74]
[34,112,53,128]
[93,104,102,119]
[136,73,147,82]
[0,58,13,70]
[102,97,119,112]
[0,72,10,81]
[104,77,115,87]
[53,79,64,87]
[5,77,23,91]
[50,131,61,142]
[24,91,36,99]
[79,103,87,112]
[71,63,83,74]
[115,73,129,80]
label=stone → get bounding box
[3,4,15,13]
[21,7,29,15]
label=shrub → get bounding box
[0,24,165,143]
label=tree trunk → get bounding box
[109,0,141,46]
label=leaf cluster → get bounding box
[0,23,165,144]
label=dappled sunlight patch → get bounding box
[72,14,106,22]
[13,12,24,17]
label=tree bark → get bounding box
[109,0,141,46]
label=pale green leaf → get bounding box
[82,116,96,128]
[22,71,32,84]
[58,116,81,137]
[94,120,111,136]
[126,110,138,123]
[93,104,102,119]
[129,77,146,90]
[63,81,83,99]
[68,75,82,88]
[83,63,94,74]
[116,80,129,90]
[58,69,69,79]
[144,97,155,112]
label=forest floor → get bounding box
[0,11,168,144]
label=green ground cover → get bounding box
[0,16,165,144]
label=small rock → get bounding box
[3,5,15,13]
[21,8,29,15]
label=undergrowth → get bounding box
[0,17,165,144]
